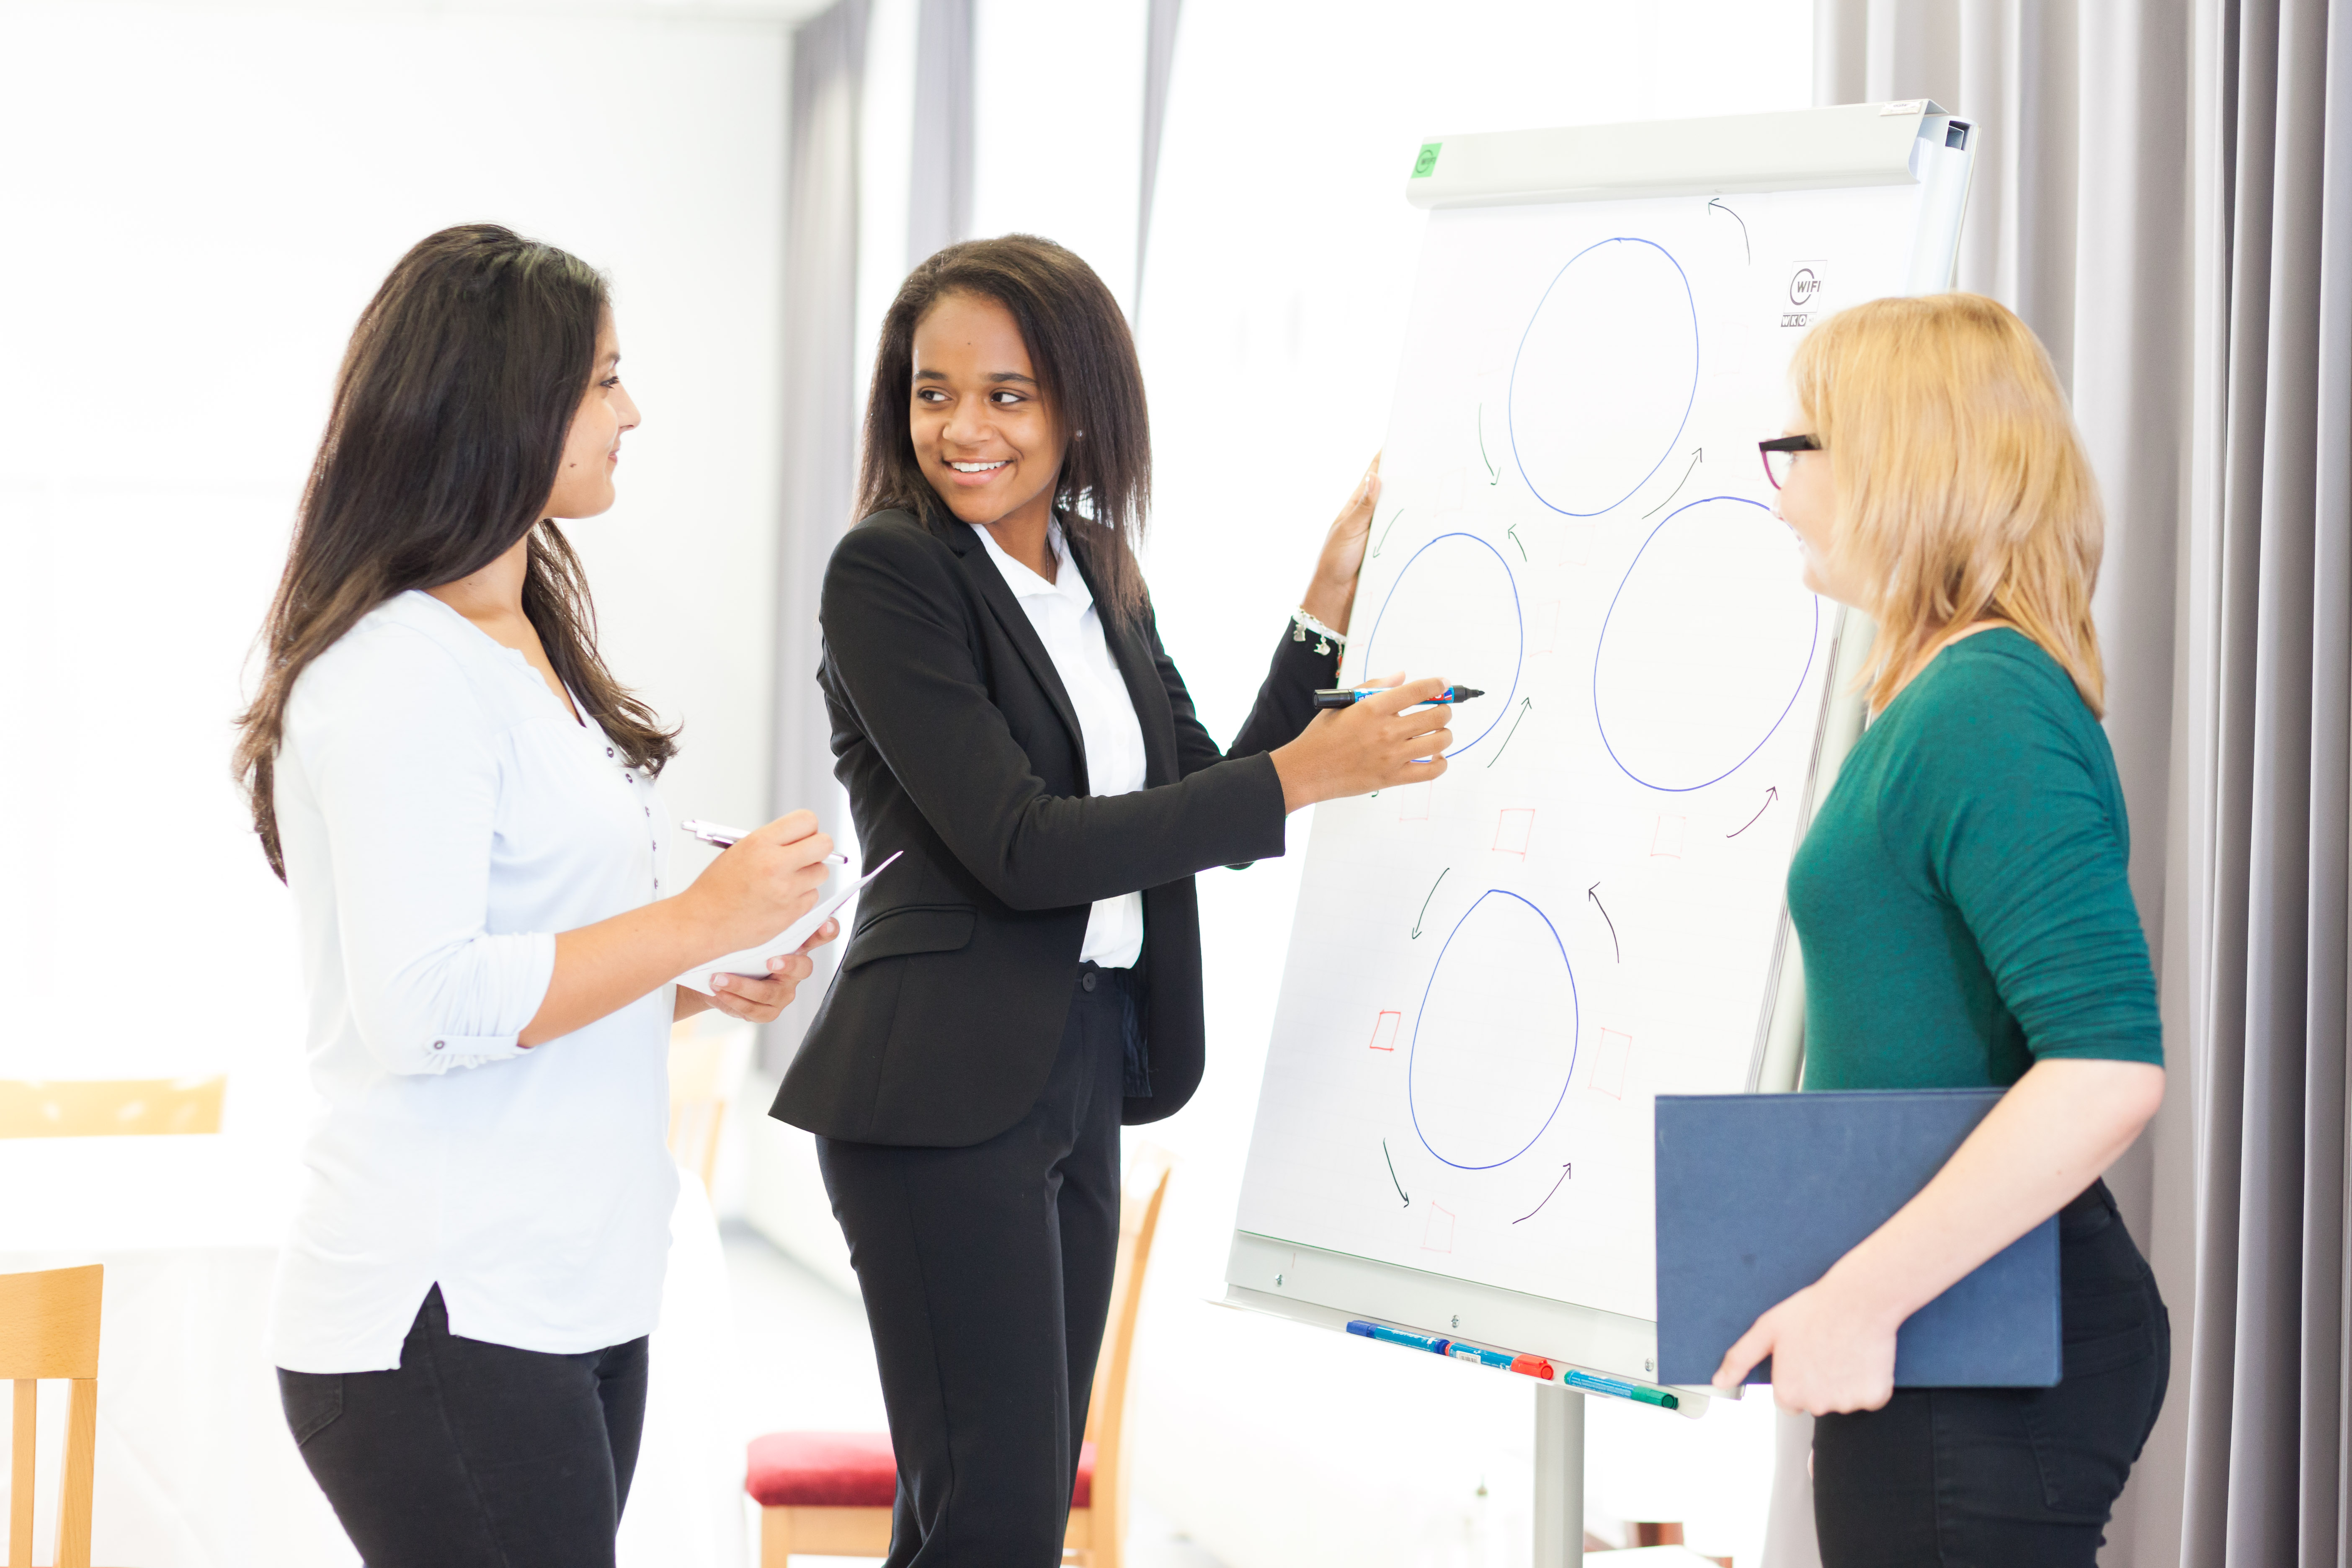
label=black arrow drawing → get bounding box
[1382,1138,1410,1207]
[1588,882,1620,963]
[1369,508,1404,557]
[1641,448,1705,518]
[1411,868,1450,938]
[1727,786,1780,838]
[1708,196,1751,263]
[1485,698,1534,769]
[1506,522,1527,560]
[1512,1163,1573,1224]
[1477,404,1501,485]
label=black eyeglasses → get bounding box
[1759,435,1821,490]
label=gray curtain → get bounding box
[1135,0,1184,317]
[908,0,973,268]
[765,0,870,1072]
[1766,4,2200,1565]
[1778,4,2352,1567]
[2176,2,2352,1561]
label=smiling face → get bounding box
[544,314,640,520]
[908,290,1067,531]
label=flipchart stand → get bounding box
[1219,97,1973,1566]
[1534,1384,1586,1565]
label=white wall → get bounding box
[971,0,1148,315]
[0,0,790,1247]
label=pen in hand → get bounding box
[679,820,852,864]
[1313,685,1484,710]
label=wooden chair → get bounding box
[2,1265,107,1568]
[747,1146,1174,1567]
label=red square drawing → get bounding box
[1493,808,1536,858]
[1396,782,1434,822]
[1651,814,1687,859]
[1589,1028,1633,1100]
[1422,1203,1457,1253]
[1367,1011,1402,1052]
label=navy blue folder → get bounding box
[1654,1088,2060,1389]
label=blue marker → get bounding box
[1315,685,1485,710]
[1346,1319,1451,1355]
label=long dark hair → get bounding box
[856,235,1152,621]
[234,223,676,879]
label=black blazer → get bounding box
[769,508,1337,1147]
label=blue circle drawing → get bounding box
[1592,495,1821,793]
[1358,532,1523,757]
[1407,890,1581,1171]
[1508,237,1700,518]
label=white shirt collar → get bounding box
[970,521,1093,614]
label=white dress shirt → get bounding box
[970,522,1149,967]
[268,589,678,1373]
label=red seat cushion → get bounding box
[746,1431,1096,1509]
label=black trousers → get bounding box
[817,963,1132,1567]
[277,1285,649,1568]
[1813,1180,2170,1566]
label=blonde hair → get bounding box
[1789,292,2105,716]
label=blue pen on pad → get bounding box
[1346,1319,1450,1356]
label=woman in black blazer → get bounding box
[771,235,1450,1565]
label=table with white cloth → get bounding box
[0,1135,744,1568]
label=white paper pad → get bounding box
[671,851,902,996]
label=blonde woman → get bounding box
[1715,294,2168,1564]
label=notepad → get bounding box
[671,852,902,997]
[1654,1088,2061,1388]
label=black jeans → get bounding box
[816,962,1132,1567]
[277,1285,650,1568]
[1813,1180,2169,1566]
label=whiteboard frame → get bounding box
[1221,103,1974,1403]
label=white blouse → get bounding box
[268,589,678,1373]
[969,523,1149,968]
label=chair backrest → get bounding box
[1080,1145,1173,1545]
[0,1264,103,1568]
[0,1077,224,1139]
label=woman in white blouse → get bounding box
[231,224,836,1566]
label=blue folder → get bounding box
[1654,1088,2060,1389]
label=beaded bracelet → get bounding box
[1290,607,1347,657]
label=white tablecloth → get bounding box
[0,1176,743,1568]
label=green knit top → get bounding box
[1790,628,2162,1090]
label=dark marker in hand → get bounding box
[1313,685,1484,710]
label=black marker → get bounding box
[1313,685,1484,709]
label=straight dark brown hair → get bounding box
[233,224,676,879]
[856,234,1152,621]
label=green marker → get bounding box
[1411,141,1442,179]
[1559,1367,1680,1411]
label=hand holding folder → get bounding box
[1653,1088,2061,1395]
